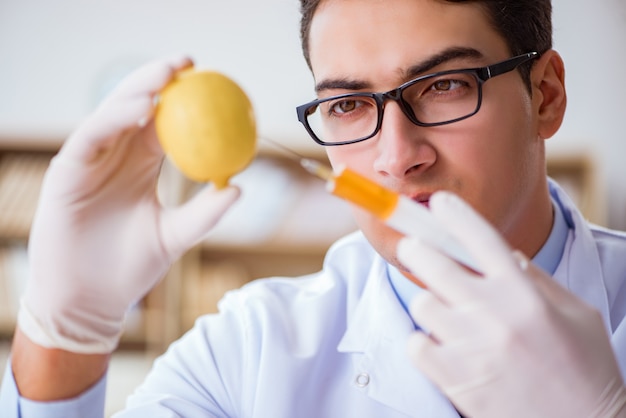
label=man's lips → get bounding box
[409,193,432,208]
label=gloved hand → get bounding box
[397,191,626,418]
[17,56,241,354]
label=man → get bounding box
[1,0,625,416]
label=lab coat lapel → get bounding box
[338,255,460,417]
[549,180,611,331]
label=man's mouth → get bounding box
[410,193,432,208]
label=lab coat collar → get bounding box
[337,254,460,416]
[549,179,611,331]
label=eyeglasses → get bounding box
[296,52,539,146]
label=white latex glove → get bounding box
[17,56,241,354]
[397,191,626,418]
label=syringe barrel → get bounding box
[387,195,481,272]
[329,167,399,219]
[329,167,480,272]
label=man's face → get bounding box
[307,0,549,270]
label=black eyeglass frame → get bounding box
[296,51,540,146]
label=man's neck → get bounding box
[505,182,555,260]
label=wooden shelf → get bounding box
[0,136,64,153]
[0,152,51,241]
[546,153,605,225]
[0,137,600,352]
[0,145,58,337]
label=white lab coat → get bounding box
[117,181,626,418]
[1,180,625,417]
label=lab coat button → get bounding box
[355,373,370,388]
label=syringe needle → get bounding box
[260,136,335,181]
[300,158,334,181]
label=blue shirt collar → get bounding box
[388,196,571,315]
[532,196,569,275]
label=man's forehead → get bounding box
[313,47,486,93]
[308,0,506,85]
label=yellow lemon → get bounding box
[155,69,257,187]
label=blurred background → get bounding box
[0,0,625,415]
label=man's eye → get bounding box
[331,99,360,114]
[431,79,466,91]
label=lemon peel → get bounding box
[156,69,257,188]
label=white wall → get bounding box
[550,0,626,229]
[0,0,315,149]
[1,0,625,228]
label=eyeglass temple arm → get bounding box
[480,51,540,80]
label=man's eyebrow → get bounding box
[315,78,370,94]
[314,47,485,94]
[404,47,484,79]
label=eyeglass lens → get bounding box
[305,71,480,144]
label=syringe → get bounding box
[261,137,480,272]
[299,158,481,273]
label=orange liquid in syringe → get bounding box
[329,167,399,220]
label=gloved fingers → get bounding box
[159,185,241,260]
[409,291,487,343]
[404,227,626,418]
[428,191,520,277]
[60,55,193,164]
[511,249,585,311]
[406,331,488,391]
[105,55,193,101]
[62,96,156,164]
[406,330,438,372]
[408,330,502,400]
[397,236,478,305]
[407,331,479,401]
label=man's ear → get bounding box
[531,50,567,140]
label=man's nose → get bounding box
[372,101,436,180]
